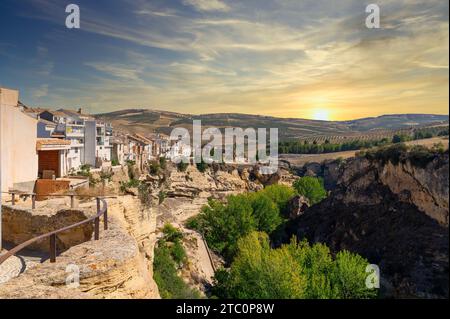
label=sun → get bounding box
[311,109,331,121]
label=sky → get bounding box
[0,0,448,120]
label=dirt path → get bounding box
[173,223,214,284]
[155,199,216,289]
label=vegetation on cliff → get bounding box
[212,232,377,299]
[358,142,448,168]
[186,180,377,299]
[186,185,296,261]
[293,176,327,205]
[153,224,201,299]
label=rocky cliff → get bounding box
[287,150,449,298]
[0,196,160,299]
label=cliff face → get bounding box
[0,197,160,299]
[288,153,449,298]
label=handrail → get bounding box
[0,197,109,266]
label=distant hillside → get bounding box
[95,109,449,140]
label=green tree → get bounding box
[212,232,377,299]
[247,192,283,234]
[213,232,305,299]
[260,184,296,214]
[200,196,256,261]
[293,177,327,205]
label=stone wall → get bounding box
[2,205,93,251]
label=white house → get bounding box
[0,87,39,192]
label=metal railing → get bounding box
[0,193,110,266]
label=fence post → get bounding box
[31,194,36,210]
[96,197,100,214]
[95,197,101,240]
[94,217,100,240]
[70,194,75,208]
[11,192,15,206]
[104,208,108,230]
[50,234,56,263]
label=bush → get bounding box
[153,225,200,299]
[153,244,201,299]
[119,179,140,193]
[365,143,408,165]
[158,190,167,204]
[196,160,208,173]
[111,159,120,166]
[127,161,136,180]
[148,161,160,175]
[99,169,113,182]
[408,145,435,168]
[177,161,189,172]
[159,157,167,169]
[293,177,327,205]
[162,223,183,242]
[138,182,152,206]
[171,240,187,266]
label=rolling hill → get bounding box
[95,109,449,140]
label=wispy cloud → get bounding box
[32,84,49,98]
[3,0,448,119]
[182,0,230,12]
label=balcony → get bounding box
[66,126,84,137]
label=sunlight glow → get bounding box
[311,109,331,121]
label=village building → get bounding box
[0,88,38,192]
[111,135,127,165]
[36,138,71,178]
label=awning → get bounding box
[36,138,71,151]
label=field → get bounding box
[280,137,449,167]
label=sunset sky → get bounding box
[0,0,448,120]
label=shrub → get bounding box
[153,225,200,299]
[177,161,189,172]
[148,161,160,175]
[408,145,435,168]
[293,176,327,205]
[196,160,208,173]
[127,161,136,180]
[162,223,183,242]
[159,157,167,169]
[153,244,200,299]
[111,159,120,166]
[119,179,141,193]
[158,190,167,204]
[99,169,113,182]
[171,240,187,266]
[138,182,152,206]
